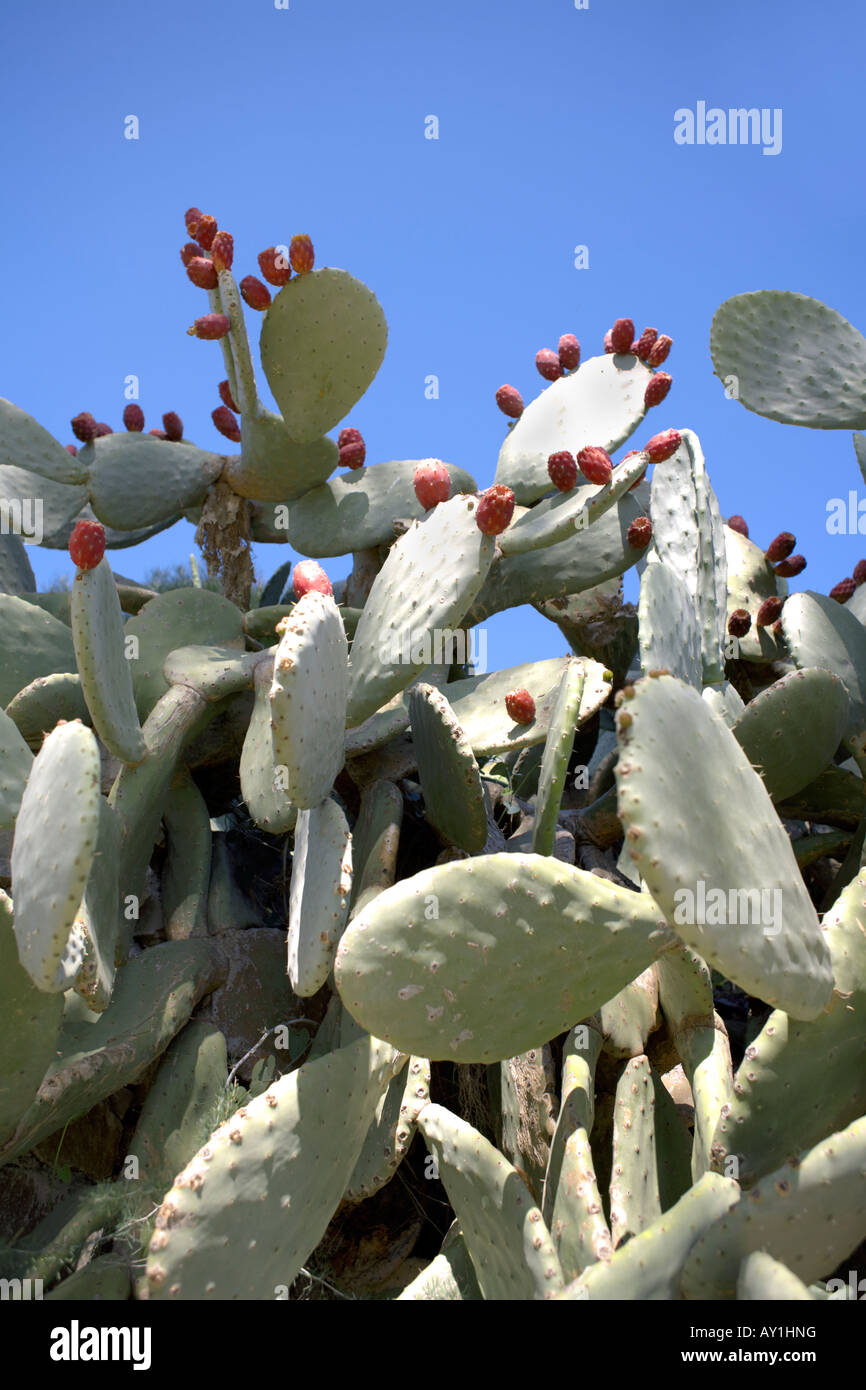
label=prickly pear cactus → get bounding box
[0,217,863,1305]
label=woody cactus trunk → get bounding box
[0,209,864,1301]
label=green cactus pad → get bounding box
[397,1221,482,1300]
[0,464,86,546]
[0,531,36,595]
[145,1030,402,1299]
[730,667,850,802]
[656,945,734,1179]
[162,773,212,939]
[775,763,866,830]
[70,558,146,764]
[239,660,297,834]
[531,659,587,855]
[0,398,89,483]
[223,407,338,501]
[682,1115,866,1299]
[408,683,488,853]
[288,796,353,995]
[124,588,246,721]
[260,267,388,444]
[345,1055,431,1202]
[781,590,866,749]
[0,890,64,1145]
[615,673,834,1019]
[724,526,788,663]
[639,560,701,687]
[0,939,223,1165]
[0,594,76,706]
[701,680,745,729]
[556,1173,740,1300]
[259,559,293,608]
[648,430,727,683]
[5,673,91,748]
[599,966,658,1059]
[280,459,479,558]
[549,1121,612,1279]
[161,645,262,703]
[271,592,349,807]
[469,487,651,622]
[0,707,33,829]
[85,434,223,530]
[710,291,866,429]
[70,797,122,1012]
[349,779,403,918]
[335,853,675,1062]
[127,1021,228,1197]
[494,354,652,505]
[109,684,216,908]
[711,867,866,1188]
[736,1251,815,1301]
[542,1021,601,1219]
[609,1055,663,1248]
[416,1103,564,1299]
[346,494,495,727]
[499,452,649,558]
[11,720,101,993]
[44,1256,131,1301]
[454,656,608,759]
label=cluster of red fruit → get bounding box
[181,208,315,445]
[726,518,808,639]
[67,405,186,451]
[494,319,673,423]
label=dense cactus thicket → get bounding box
[1,211,865,1300]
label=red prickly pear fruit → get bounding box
[149,429,167,438]
[505,688,536,725]
[644,372,672,408]
[258,246,292,287]
[186,257,219,290]
[194,214,218,251]
[293,560,333,598]
[71,412,97,443]
[627,516,652,549]
[728,608,752,638]
[92,423,113,438]
[774,554,807,578]
[727,515,749,537]
[495,385,524,419]
[756,595,784,626]
[65,444,78,455]
[830,578,857,604]
[218,380,239,413]
[289,235,315,274]
[162,412,183,442]
[180,242,202,267]
[339,440,366,470]
[854,560,866,586]
[338,427,363,448]
[764,532,795,564]
[633,327,659,360]
[184,207,203,236]
[647,334,673,367]
[123,403,145,432]
[609,319,635,354]
[240,275,272,310]
[212,406,241,442]
[535,349,563,382]
[576,446,613,486]
[414,460,451,510]
[603,330,615,353]
[68,520,106,571]
[210,231,234,274]
[558,334,581,371]
[475,484,516,535]
[644,429,681,463]
[188,314,230,340]
[547,451,578,492]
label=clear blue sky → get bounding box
[2,0,864,670]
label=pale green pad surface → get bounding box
[408,683,487,853]
[270,591,349,808]
[288,796,353,996]
[71,559,146,763]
